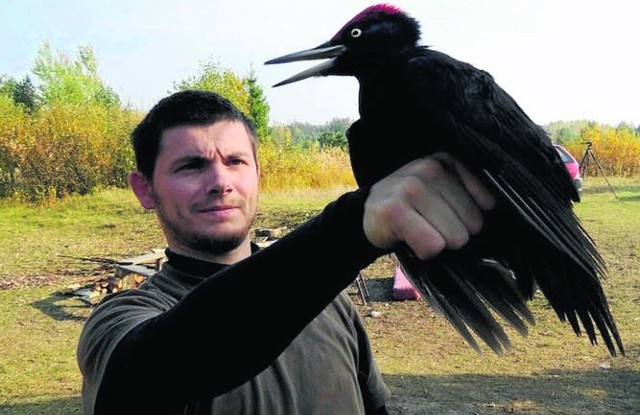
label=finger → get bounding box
[430,152,496,211]
[410,183,473,249]
[452,160,496,211]
[392,207,448,259]
[409,156,485,239]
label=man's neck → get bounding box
[169,239,253,265]
[165,242,261,278]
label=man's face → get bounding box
[130,120,259,262]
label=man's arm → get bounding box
[87,155,494,413]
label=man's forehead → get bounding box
[158,122,255,161]
[162,122,252,146]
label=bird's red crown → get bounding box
[350,4,402,24]
[333,3,404,39]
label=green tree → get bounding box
[616,122,638,136]
[13,76,39,112]
[32,41,120,107]
[243,69,271,142]
[173,58,250,115]
[324,117,353,134]
[0,75,17,98]
[557,127,577,144]
[0,75,39,112]
[318,130,348,150]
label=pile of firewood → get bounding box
[98,273,146,294]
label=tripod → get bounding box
[579,141,618,198]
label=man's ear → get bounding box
[129,171,157,210]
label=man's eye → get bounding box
[178,160,205,171]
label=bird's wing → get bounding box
[391,49,623,355]
[401,49,602,272]
[403,49,576,195]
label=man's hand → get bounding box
[363,153,495,260]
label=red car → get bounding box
[554,144,583,193]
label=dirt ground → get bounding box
[6,215,637,415]
[50,240,638,415]
[347,256,639,415]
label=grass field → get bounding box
[0,177,638,414]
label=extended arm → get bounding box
[83,155,493,413]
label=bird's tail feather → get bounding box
[396,246,534,355]
[482,169,623,356]
[528,253,625,356]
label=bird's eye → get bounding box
[350,28,362,38]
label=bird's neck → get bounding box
[357,74,406,120]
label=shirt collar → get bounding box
[164,244,261,278]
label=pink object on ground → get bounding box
[392,265,421,300]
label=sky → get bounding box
[1,0,638,126]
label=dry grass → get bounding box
[0,177,638,414]
[353,176,640,413]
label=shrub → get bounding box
[564,124,640,177]
[0,102,140,202]
[258,140,355,191]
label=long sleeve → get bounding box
[79,188,388,414]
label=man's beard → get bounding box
[183,230,250,255]
[156,199,255,256]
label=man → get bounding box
[77,90,494,414]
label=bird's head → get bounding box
[264,3,421,87]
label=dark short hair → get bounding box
[131,90,258,179]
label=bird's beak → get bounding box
[265,44,347,87]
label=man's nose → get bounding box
[204,163,232,195]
